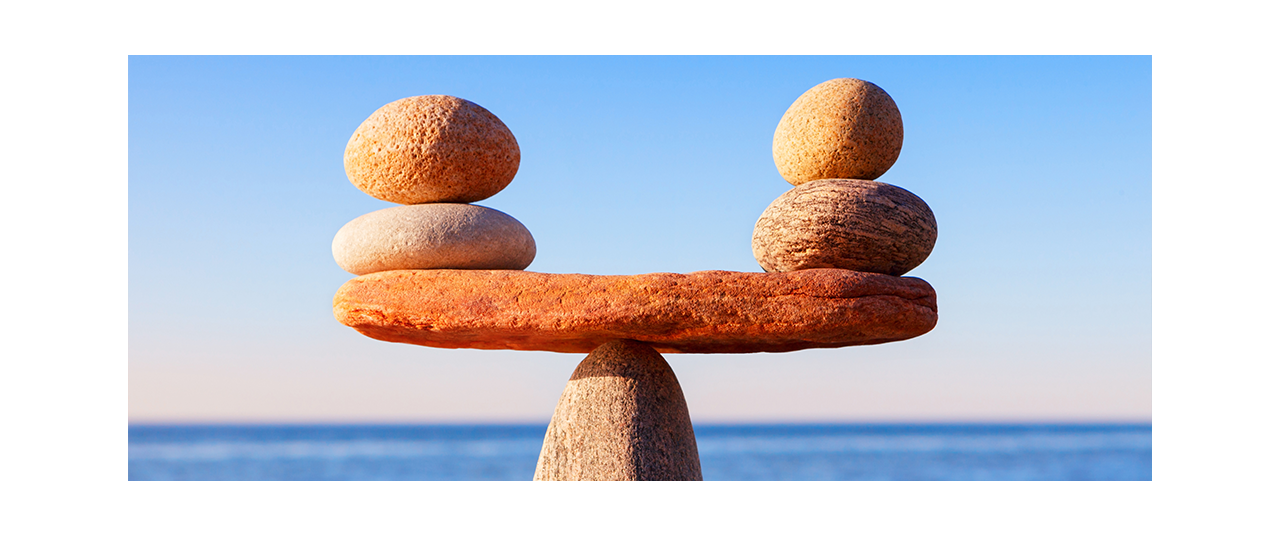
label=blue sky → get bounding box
[128,56,1151,422]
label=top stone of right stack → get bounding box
[772,78,903,184]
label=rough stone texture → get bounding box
[344,95,520,204]
[753,179,936,276]
[332,204,535,275]
[534,340,702,481]
[773,78,903,184]
[333,268,937,353]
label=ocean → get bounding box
[128,423,1151,481]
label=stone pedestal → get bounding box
[533,340,702,481]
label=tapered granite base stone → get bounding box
[534,340,702,481]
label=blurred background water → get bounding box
[128,423,1150,481]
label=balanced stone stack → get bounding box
[332,95,536,275]
[329,82,941,482]
[753,78,938,278]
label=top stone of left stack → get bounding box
[344,95,520,204]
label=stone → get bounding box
[534,340,702,481]
[332,204,535,275]
[772,78,904,184]
[752,179,936,276]
[344,95,520,204]
[333,268,937,353]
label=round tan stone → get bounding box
[332,204,535,275]
[752,179,936,276]
[772,78,903,184]
[344,95,520,204]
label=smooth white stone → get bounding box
[333,204,535,275]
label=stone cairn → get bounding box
[332,79,938,481]
[333,95,536,276]
[755,78,937,276]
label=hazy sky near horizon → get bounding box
[128,56,1151,423]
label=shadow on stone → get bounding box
[534,339,702,481]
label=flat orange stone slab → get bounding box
[333,269,937,354]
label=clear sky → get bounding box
[128,56,1151,423]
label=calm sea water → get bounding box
[128,423,1151,481]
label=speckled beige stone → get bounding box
[752,179,936,276]
[773,78,903,184]
[344,95,520,204]
[333,268,937,353]
[332,204,535,275]
[534,340,701,481]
